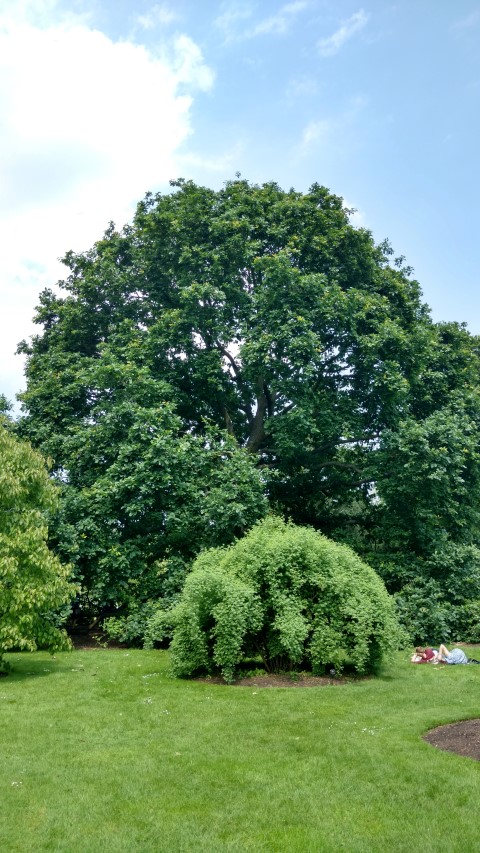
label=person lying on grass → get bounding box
[411,647,438,663]
[437,645,480,665]
[411,645,480,665]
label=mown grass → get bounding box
[1,647,480,852]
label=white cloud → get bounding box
[178,141,246,174]
[0,0,90,29]
[343,198,367,228]
[301,118,333,150]
[0,1,214,405]
[215,0,309,42]
[250,2,309,37]
[452,10,480,30]
[286,74,319,101]
[317,9,369,57]
[214,1,254,42]
[136,4,177,31]
[170,33,215,91]
[298,96,367,156]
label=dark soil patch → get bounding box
[68,636,366,686]
[423,719,480,761]
[195,673,363,688]
[69,632,127,650]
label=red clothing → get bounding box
[418,647,435,663]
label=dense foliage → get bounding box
[48,396,267,609]
[168,517,401,681]
[15,178,480,638]
[0,424,75,670]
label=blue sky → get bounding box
[1,0,479,405]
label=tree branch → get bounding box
[215,342,254,423]
[224,408,236,439]
[215,343,241,377]
[246,377,268,453]
[311,434,380,455]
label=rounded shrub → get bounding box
[169,516,401,681]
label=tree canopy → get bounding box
[49,397,268,609]
[16,178,480,632]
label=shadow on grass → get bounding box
[3,652,75,682]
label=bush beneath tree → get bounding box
[168,516,402,682]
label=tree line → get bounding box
[5,177,480,649]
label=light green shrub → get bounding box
[169,516,401,681]
[0,425,76,670]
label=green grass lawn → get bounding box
[1,648,480,852]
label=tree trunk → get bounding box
[246,377,268,453]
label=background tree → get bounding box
[0,395,12,418]
[0,424,75,671]
[49,377,268,610]
[16,178,480,629]
[358,322,480,640]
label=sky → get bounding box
[1,0,479,406]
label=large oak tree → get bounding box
[17,178,480,617]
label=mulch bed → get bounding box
[194,673,363,687]
[196,674,339,688]
[421,643,480,761]
[69,632,126,650]
[68,635,356,685]
[423,720,480,761]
